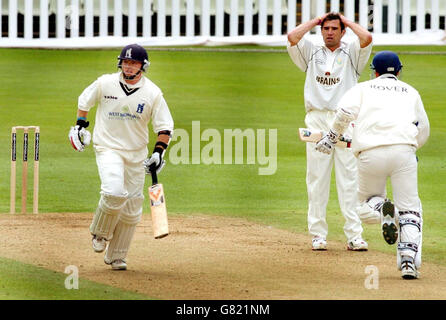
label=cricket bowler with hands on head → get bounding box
[315,51,430,279]
[69,44,174,270]
[287,12,373,251]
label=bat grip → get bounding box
[150,164,158,185]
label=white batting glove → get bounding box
[69,120,91,152]
[143,150,166,175]
[315,130,339,155]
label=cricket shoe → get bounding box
[92,235,107,253]
[104,258,127,270]
[347,238,368,251]
[312,237,327,251]
[111,259,127,271]
[381,199,398,245]
[401,257,419,279]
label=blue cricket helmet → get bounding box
[370,51,403,75]
[117,43,150,72]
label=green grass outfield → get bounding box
[0,257,149,300]
[0,45,445,299]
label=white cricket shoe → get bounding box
[312,237,327,251]
[401,257,419,279]
[104,257,127,270]
[347,238,368,251]
[381,199,398,245]
[92,235,107,253]
[111,259,127,271]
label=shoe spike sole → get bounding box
[382,201,398,245]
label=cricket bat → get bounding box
[298,128,351,148]
[148,167,169,239]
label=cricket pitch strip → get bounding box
[1,213,446,300]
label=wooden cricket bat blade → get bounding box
[149,183,169,239]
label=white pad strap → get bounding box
[332,108,355,136]
[398,242,418,253]
[89,193,128,240]
[399,218,421,231]
[104,196,144,263]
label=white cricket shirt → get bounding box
[337,74,430,156]
[287,36,372,112]
[78,72,174,151]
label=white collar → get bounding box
[378,74,398,80]
[322,40,347,53]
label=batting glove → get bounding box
[143,148,166,175]
[69,119,91,152]
[315,130,339,155]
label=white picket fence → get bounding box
[1,0,445,47]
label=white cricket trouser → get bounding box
[357,145,421,210]
[305,110,363,242]
[93,145,148,262]
[95,145,148,198]
[357,144,422,267]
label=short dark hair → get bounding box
[321,12,345,31]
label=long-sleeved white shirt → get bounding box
[78,72,174,151]
[287,36,373,112]
[337,74,430,156]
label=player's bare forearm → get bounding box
[77,109,89,119]
[157,134,170,147]
[341,15,372,48]
[287,16,324,46]
[154,130,172,151]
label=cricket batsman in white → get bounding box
[287,12,373,251]
[69,44,174,270]
[315,51,430,279]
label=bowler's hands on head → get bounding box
[317,13,329,25]
[69,119,91,152]
[315,130,339,155]
[339,14,351,27]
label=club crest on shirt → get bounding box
[136,103,145,114]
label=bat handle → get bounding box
[150,164,158,185]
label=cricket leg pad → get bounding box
[104,196,143,264]
[397,210,422,270]
[358,196,385,224]
[89,193,128,240]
